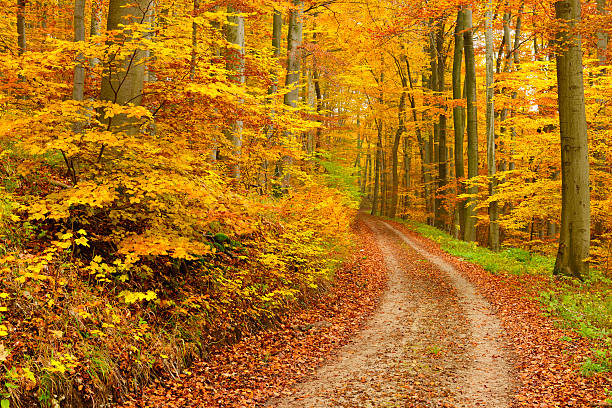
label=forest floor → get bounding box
[269,216,515,408]
[123,213,610,408]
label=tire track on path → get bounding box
[270,216,515,407]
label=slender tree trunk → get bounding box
[73,0,86,102]
[284,0,303,108]
[223,5,245,179]
[485,0,500,251]
[100,0,150,140]
[17,0,26,55]
[280,0,302,185]
[404,137,411,212]
[509,6,523,172]
[371,119,382,215]
[463,7,478,242]
[389,91,406,219]
[190,0,200,80]
[270,9,282,94]
[89,2,102,69]
[435,21,448,231]
[553,0,590,279]
[381,144,388,216]
[597,0,608,67]
[405,61,428,221]
[428,36,440,226]
[453,8,466,239]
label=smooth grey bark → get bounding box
[190,0,200,80]
[371,118,382,216]
[270,9,282,94]
[405,59,429,216]
[284,0,303,108]
[381,138,388,216]
[72,0,86,103]
[435,21,448,231]
[453,8,466,240]
[389,58,407,219]
[509,7,522,172]
[553,0,591,279]
[485,1,500,251]
[427,36,439,226]
[463,7,478,242]
[17,0,26,55]
[100,0,150,138]
[67,0,87,184]
[223,5,245,179]
[404,136,411,212]
[89,3,102,69]
[597,0,608,66]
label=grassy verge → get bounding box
[395,219,612,377]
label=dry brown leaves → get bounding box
[385,219,611,408]
[119,218,387,408]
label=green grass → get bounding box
[395,219,612,376]
[404,220,554,276]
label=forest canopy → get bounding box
[0,0,610,406]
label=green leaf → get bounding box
[1,399,10,408]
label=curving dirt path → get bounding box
[269,216,515,408]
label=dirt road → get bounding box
[271,216,515,407]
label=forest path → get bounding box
[269,215,516,407]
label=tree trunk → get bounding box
[597,0,608,67]
[485,0,500,251]
[389,91,406,219]
[381,144,388,216]
[72,0,86,102]
[284,0,303,108]
[190,0,200,80]
[509,6,523,172]
[17,0,26,55]
[463,7,478,242]
[89,2,102,69]
[435,21,448,231]
[270,9,282,94]
[371,120,382,215]
[553,0,591,279]
[453,8,466,240]
[404,136,411,213]
[223,5,245,179]
[100,0,150,138]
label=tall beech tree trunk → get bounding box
[389,55,408,219]
[453,8,466,239]
[553,0,591,279]
[190,0,200,80]
[72,0,86,103]
[389,90,406,219]
[485,0,500,251]
[435,21,448,231]
[597,0,608,67]
[463,7,478,242]
[428,35,439,226]
[284,0,303,108]
[371,119,382,216]
[17,0,26,55]
[89,3,102,69]
[279,0,302,184]
[101,0,150,138]
[405,59,428,216]
[270,9,282,94]
[65,0,86,184]
[224,5,245,179]
[509,6,522,172]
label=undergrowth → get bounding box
[396,219,612,377]
[0,146,361,407]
